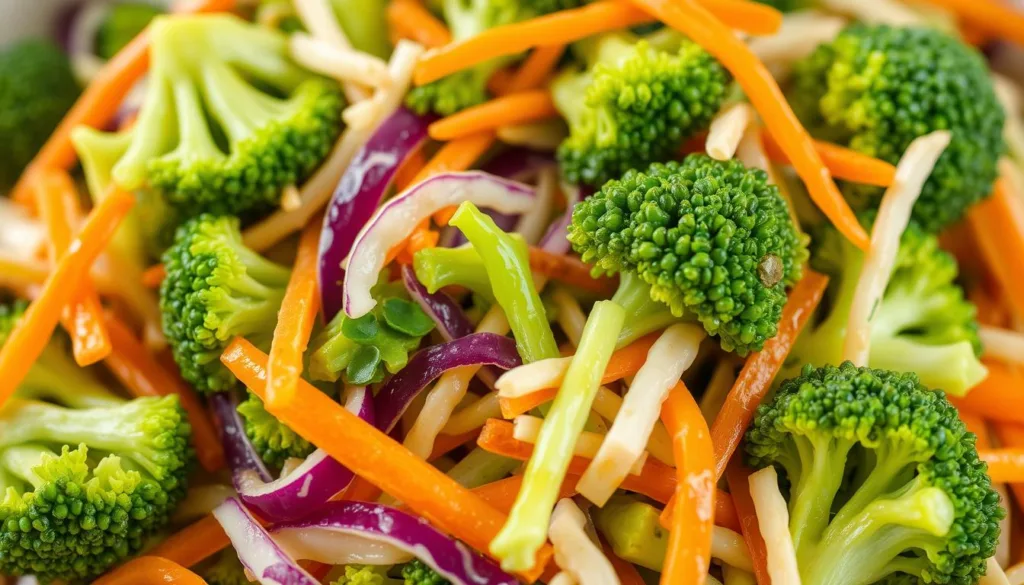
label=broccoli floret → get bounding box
[552,30,729,186]
[400,559,449,585]
[96,14,344,219]
[791,221,985,396]
[96,2,164,60]
[0,39,79,189]
[237,392,313,469]
[202,549,250,585]
[308,295,435,385]
[745,363,1002,585]
[0,304,193,582]
[333,564,401,585]
[568,155,808,355]
[789,24,1005,232]
[160,214,291,394]
[406,0,582,116]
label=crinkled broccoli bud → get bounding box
[333,564,401,585]
[792,219,985,396]
[160,214,291,394]
[96,2,163,60]
[400,559,449,585]
[0,39,79,189]
[789,24,1005,231]
[569,155,808,354]
[97,14,344,219]
[745,363,1002,585]
[553,31,730,186]
[237,392,313,470]
[202,548,250,585]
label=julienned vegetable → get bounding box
[213,497,320,585]
[401,264,475,341]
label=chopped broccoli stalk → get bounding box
[400,559,450,585]
[96,2,164,60]
[491,300,624,571]
[553,30,729,186]
[445,447,519,488]
[95,14,344,218]
[413,245,495,301]
[330,0,391,59]
[0,39,79,189]
[0,303,193,582]
[449,202,559,363]
[333,564,402,585]
[160,214,291,394]
[593,495,668,571]
[791,221,986,396]
[569,155,808,355]
[745,363,1003,585]
[789,24,1005,231]
[237,393,313,469]
[308,294,434,384]
[201,548,250,585]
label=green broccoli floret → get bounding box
[0,304,193,582]
[96,14,344,218]
[789,24,1005,232]
[791,220,986,396]
[96,2,164,60]
[201,549,250,585]
[552,30,729,186]
[236,392,313,469]
[406,0,582,116]
[400,559,449,585]
[0,39,79,189]
[330,0,391,59]
[160,214,291,394]
[308,295,435,385]
[568,155,808,355]
[745,363,1002,585]
[333,564,401,585]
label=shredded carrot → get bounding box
[629,0,869,251]
[93,556,207,585]
[10,0,238,205]
[959,410,991,447]
[265,219,322,407]
[968,179,1024,322]
[33,169,111,366]
[498,333,660,418]
[148,514,234,568]
[394,146,429,192]
[761,132,897,188]
[413,0,782,86]
[710,269,829,478]
[505,45,567,94]
[603,542,647,585]
[220,338,553,582]
[659,382,715,585]
[428,90,559,142]
[387,0,452,48]
[142,264,167,288]
[342,476,385,502]
[528,247,618,295]
[724,460,773,585]
[978,448,1024,483]
[103,312,225,472]
[992,421,1024,506]
[429,429,481,460]
[920,0,1024,47]
[471,475,576,513]
[488,67,517,96]
[0,187,134,405]
[949,360,1024,426]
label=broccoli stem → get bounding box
[445,447,519,489]
[785,435,855,553]
[412,246,496,301]
[610,272,680,348]
[0,444,50,489]
[19,344,126,409]
[200,61,289,145]
[869,337,986,397]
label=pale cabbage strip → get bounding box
[243,40,423,251]
[516,167,560,245]
[698,359,737,423]
[575,324,706,506]
[551,287,588,347]
[1006,560,1024,585]
[548,572,578,585]
[843,131,951,365]
[819,0,922,25]
[290,33,392,89]
[405,306,510,459]
[983,557,1012,585]
[498,120,569,152]
[549,499,620,585]
[292,0,370,103]
[497,356,573,398]
[513,415,647,476]
[994,76,1024,164]
[980,325,1024,366]
[712,527,754,573]
[706,103,755,161]
[749,466,802,585]
[722,565,757,585]
[748,12,847,73]
[443,391,502,435]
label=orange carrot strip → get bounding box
[724,460,772,585]
[604,542,647,585]
[959,410,991,447]
[968,179,1024,321]
[413,0,782,86]
[148,514,234,568]
[93,556,207,585]
[142,264,167,288]
[488,67,517,96]
[33,170,112,366]
[0,187,133,405]
[498,333,660,418]
[630,0,869,251]
[761,132,897,188]
[387,0,452,48]
[471,476,576,513]
[395,146,428,192]
[342,476,385,502]
[220,339,553,581]
[992,422,1024,506]
[660,382,715,585]
[265,219,322,407]
[103,312,225,472]
[710,269,829,478]
[428,90,559,141]
[921,0,1024,47]
[10,0,238,205]
[949,360,1024,426]
[978,448,1024,483]
[528,247,619,295]
[430,429,481,460]
[505,45,567,94]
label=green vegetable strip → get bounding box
[449,202,559,363]
[489,300,625,571]
[413,246,495,302]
